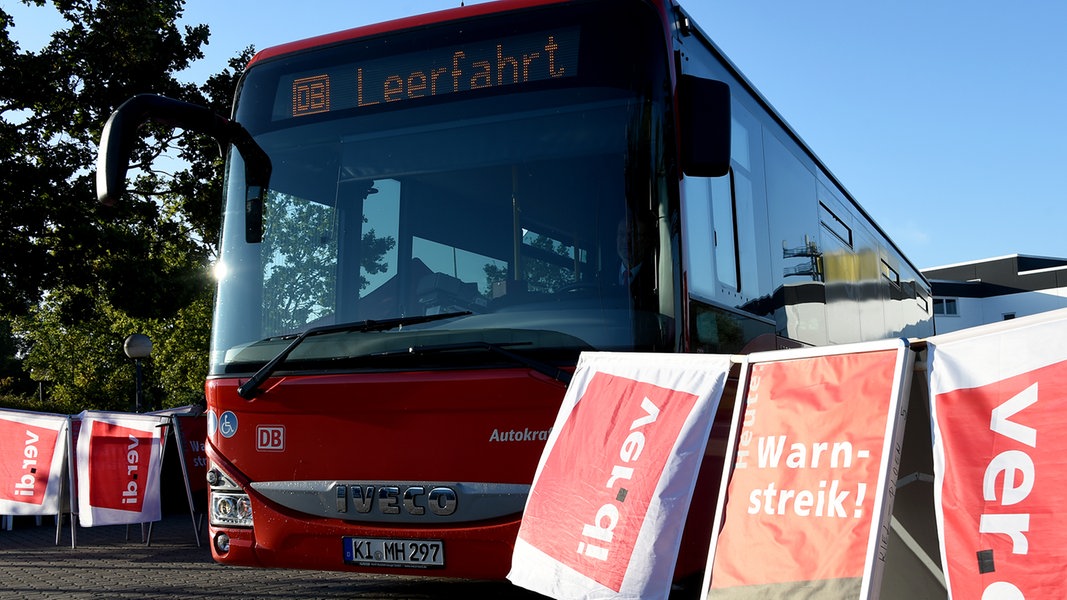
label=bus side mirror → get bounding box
[96,94,272,243]
[678,75,731,178]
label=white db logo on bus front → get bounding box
[256,425,285,452]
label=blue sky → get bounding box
[5,0,1065,270]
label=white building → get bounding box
[922,254,1067,334]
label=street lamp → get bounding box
[123,334,152,412]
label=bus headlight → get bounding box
[211,492,253,527]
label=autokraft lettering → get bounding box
[489,427,551,442]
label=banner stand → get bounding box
[145,408,203,547]
[701,339,921,599]
[923,308,1067,598]
[4,408,204,548]
[61,415,78,548]
[168,414,203,547]
[0,409,71,544]
[878,358,946,596]
[693,342,947,599]
[508,352,733,600]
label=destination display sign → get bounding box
[277,27,580,120]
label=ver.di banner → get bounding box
[927,308,1067,599]
[76,411,168,527]
[0,409,68,516]
[702,339,913,599]
[508,352,732,600]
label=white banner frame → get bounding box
[146,405,204,546]
[509,351,732,600]
[0,408,69,518]
[927,307,1067,598]
[75,410,168,528]
[701,338,914,599]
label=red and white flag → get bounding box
[703,339,913,599]
[508,352,731,600]
[0,409,69,516]
[75,411,168,527]
[927,308,1067,598]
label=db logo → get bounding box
[256,425,285,452]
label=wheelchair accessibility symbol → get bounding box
[219,411,239,438]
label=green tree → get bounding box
[262,193,397,332]
[14,288,212,412]
[263,194,341,332]
[484,233,577,295]
[1,1,212,316]
[0,1,246,410]
[0,319,34,402]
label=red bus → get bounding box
[98,0,933,582]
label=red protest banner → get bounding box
[522,372,700,589]
[76,411,168,526]
[509,352,731,600]
[0,410,68,515]
[928,309,1067,599]
[86,420,155,511]
[175,415,207,495]
[704,340,912,599]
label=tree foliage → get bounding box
[0,0,250,411]
[262,193,398,333]
[483,233,577,295]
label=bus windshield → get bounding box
[209,1,674,375]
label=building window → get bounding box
[933,297,959,316]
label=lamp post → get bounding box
[123,334,152,412]
[30,368,52,404]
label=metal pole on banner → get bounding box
[63,416,78,548]
[53,418,67,545]
[143,420,170,546]
[169,415,202,547]
[144,415,202,547]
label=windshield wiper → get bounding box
[377,341,573,386]
[237,311,471,399]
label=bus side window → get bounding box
[683,111,761,301]
[710,174,739,291]
[682,172,737,300]
[729,111,761,300]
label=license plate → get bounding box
[343,537,445,568]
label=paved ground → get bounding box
[0,514,546,599]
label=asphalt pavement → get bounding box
[0,514,544,599]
